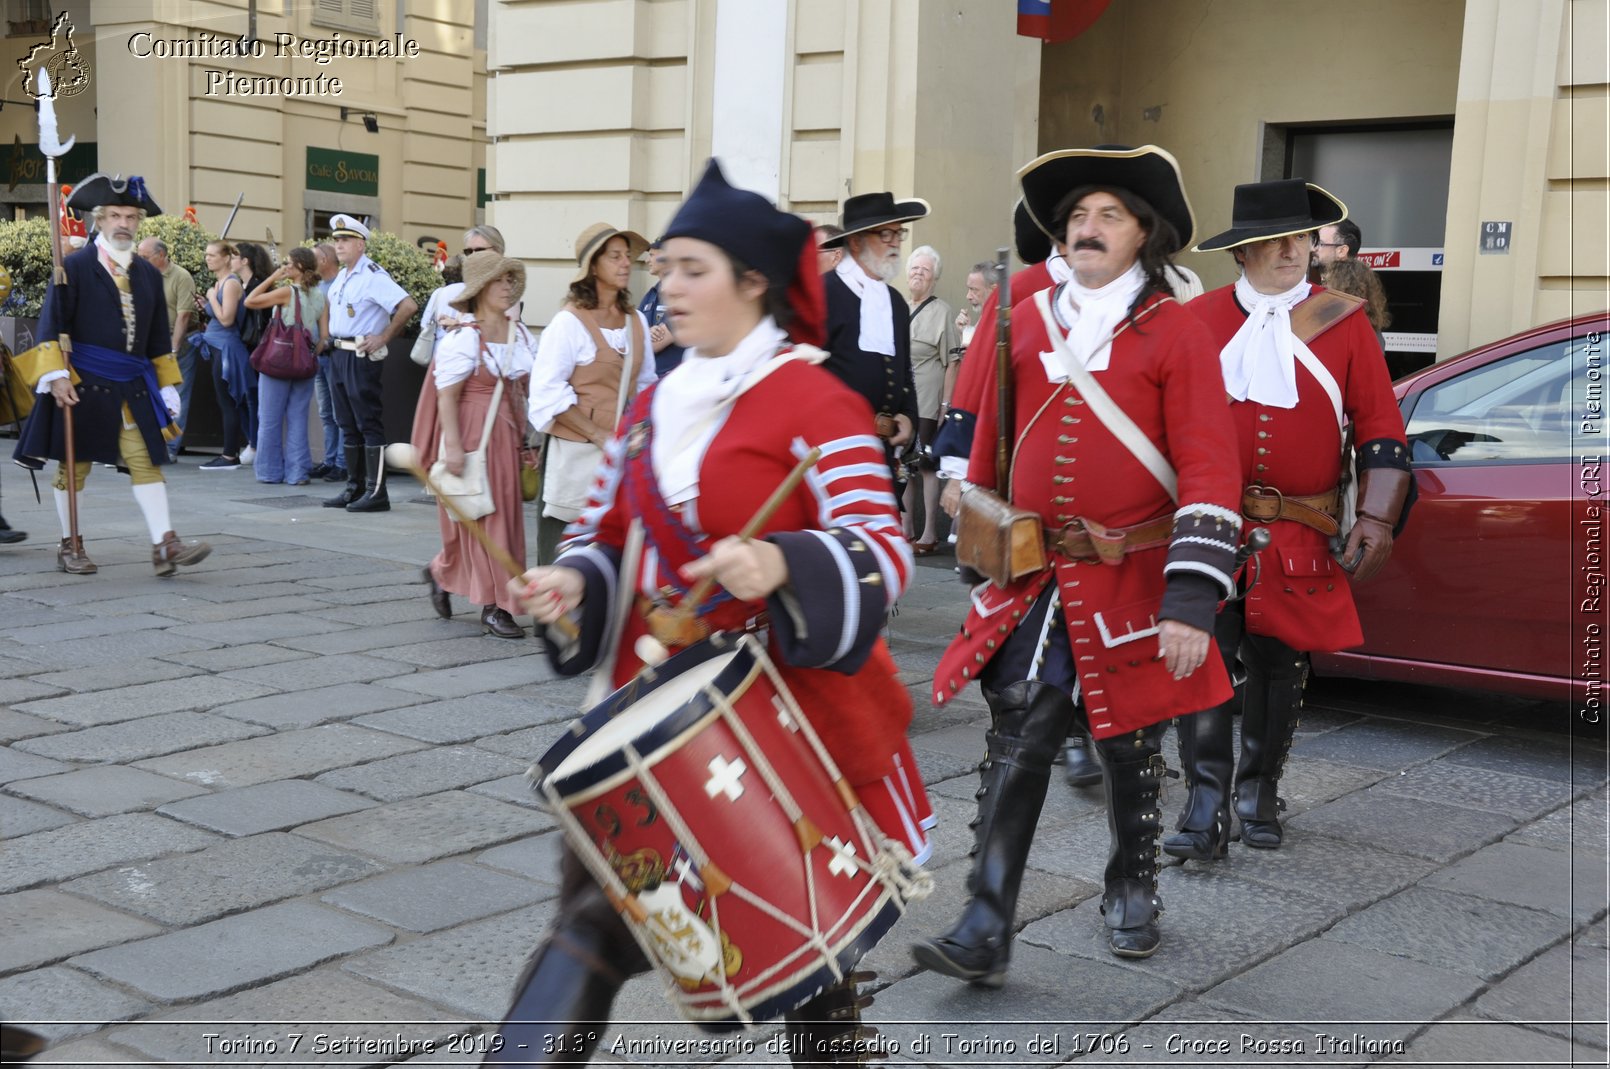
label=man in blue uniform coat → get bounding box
[12,173,211,576]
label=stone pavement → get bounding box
[0,461,1605,1067]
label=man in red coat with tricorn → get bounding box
[912,145,1243,980]
[1163,180,1411,862]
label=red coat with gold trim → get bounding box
[934,289,1244,737]
[1189,284,1409,652]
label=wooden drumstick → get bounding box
[385,444,580,642]
[645,447,822,651]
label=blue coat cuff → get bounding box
[766,529,885,674]
[930,407,976,464]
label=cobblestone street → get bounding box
[0,464,1605,1067]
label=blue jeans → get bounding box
[255,374,315,483]
[313,353,343,465]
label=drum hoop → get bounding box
[534,632,743,786]
[544,659,764,807]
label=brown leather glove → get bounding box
[1336,466,1411,582]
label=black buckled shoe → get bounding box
[423,567,452,619]
[482,605,525,639]
[1062,731,1103,788]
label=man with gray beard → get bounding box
[821,192,924,458]
[12,173,211,576]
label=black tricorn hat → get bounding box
[821,190,930,248]
[1194,179,1346,252]
[1018,144,1194,254]
[1014,198,1052,265]
[66,173,162,217]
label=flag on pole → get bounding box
[1017,0,1112,44]
[58,185,85,238]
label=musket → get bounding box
[218,193,244,240]
[992,246,1012,494]
[37,66,81,548]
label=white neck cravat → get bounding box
[1219,273,1314,408]
[1042,260,1145,378]
[95,234,133,270]
[834,256,896,356]
[1046,251,1073,285]
[651,317,788,505]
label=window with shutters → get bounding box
[311,0,380,35]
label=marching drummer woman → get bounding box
[494,160,933,1066]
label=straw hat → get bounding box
[450,251,526,312]
[571,223,649,284]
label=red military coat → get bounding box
[934,290,1243,737]
[554,355,915,787]
[1189,284,1409,652]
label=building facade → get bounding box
[0,0,487,253]
[490,0,1605,359]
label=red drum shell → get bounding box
[538,633,905,1029]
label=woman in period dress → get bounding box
[412,251,536,639]
[526,223,657,565]
[486,160,934,1066]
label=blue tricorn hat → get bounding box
[66,173,162,217]
[661,159,824,345]
[662,159,811,291]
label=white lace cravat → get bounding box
[834,256,896,356]
[1219,273,1314,409]
[1040,260,1145,379]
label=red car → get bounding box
[1311,310,1607,703]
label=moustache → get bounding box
[1073,239,1106,253]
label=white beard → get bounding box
[857,248,898,283]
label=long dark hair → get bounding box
[1051,184,1181,329]
[565,239,633,315]
[233,241,274,287]
[286,246,319,290]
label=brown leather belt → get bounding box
[1044,514,1174,565]
[1241,485,1340,537]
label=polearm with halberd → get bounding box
[36,66,81,548]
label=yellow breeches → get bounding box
[53,409,165,490]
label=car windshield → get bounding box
[1404,337,1589,462]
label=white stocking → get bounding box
[53,488,72,539]
[130,483,171,543]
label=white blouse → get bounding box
[432,322,536,389]
[527,307,657,434]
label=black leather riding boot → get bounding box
[1095,724,1168,958]
[1233,635,1308,849]
[1161,701,1235,861]
[783,971,877,1066]
[346,445,391,512]
[324,445,365,508]
[483,850,647,1066]
[1062,727,1103,788]
[910,680,1070,988]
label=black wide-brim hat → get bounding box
[1014,198,1052,265]
[1194,179,1347,252]
[821,191,930,248]
[1018,145,1194,254]
[66,173,162,217]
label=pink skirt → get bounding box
[412,366,527,613]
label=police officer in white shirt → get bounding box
[322,213,418,513]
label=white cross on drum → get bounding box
[825,836,858,878]
[704,754,747,800]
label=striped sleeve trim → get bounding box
[1165,507,1240,601]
